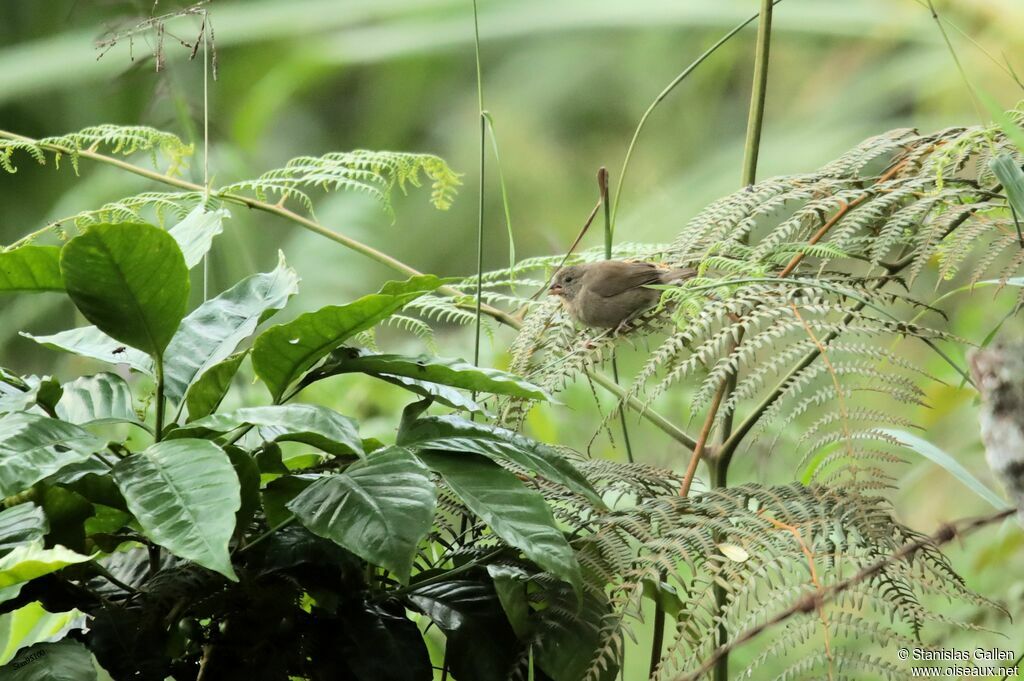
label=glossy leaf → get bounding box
[313,349,549,400]
[0,376,61,416]
[0,245,63,293]
[184,351,247,422]
[59,222,189,358]
[163,253,298,402]
[0,505,47,556]
[0,639,97,681]
[55,372,138,426]
[486,564,531,638]
[414,450,581,592]
[252,275,445,401]
[0,413,107,496]
[399,414,602,507]
[337,604,433,681]
[21,326,152,374]
[288,447,436,584]
[113,439,240,580]
[304,349,486,415]
[172,404,364,458]
[406,579,518,681]
[0,541,92,588]
[167,205,229,268]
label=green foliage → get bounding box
[0,212,600,678]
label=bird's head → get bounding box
[548,265,585,301]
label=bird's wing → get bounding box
[584,261,664,298]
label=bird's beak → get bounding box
[548,283,563,296]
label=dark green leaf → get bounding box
[0,639,97,681]
[167,205,228,268]
[262,474,316,527]
[163,253,298,402]
[40,485,94,553]
[113,439,240,580]
[252,275,445,401]
[60,222,189,358]
[399,415,602,507]
[55,372,139,426]
[487,564,531,638]
[313,349,549,400]
[224,446,261,535]
[0,504,48,556]
[338,604,432,681]
[414,450,581,592]
[407,579,518,681]
[171,404,364,458]
[21,326,152,374]
[0,413,107,496]
[0,245,63,293]
[305,349,487,414]
[184,351,247,422]
[288,446,436,584]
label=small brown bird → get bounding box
[968,342,1024,522]
[548,260,697,331]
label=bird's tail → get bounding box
[661,267,698,284]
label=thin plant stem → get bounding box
[609,0,784,234]
[472,0,486,371]
[599,167,635,464]
[713,3,774,679]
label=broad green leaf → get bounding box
[163,253,299,402]
[171,404,364,458]
[60,222,189,358]
[0,602,86,665]
[882,428,1010,510]
[252,275,445,401]
[302,349,487,414]
[167,205,229,268]
[0,413,106,497]
[414,450,581,592]
[336,604,433,681]
[0,541,92,588]
[486,564,531,638]
[0,245,63,293]
[407,580,518,681]
[21,326,152,374]
[0,505,47,556]
[399,415,602,507]
[288,447,436,584]
[262,475,316,527]
[313,349,550,400]
[55,373,139,426]
[990,154,1024,222]
[0,639,97,681]
[224,446,261,535]
[184,351,248,422]
[113,439,240,580]
[40,486,93,553]
[0,376,61,416]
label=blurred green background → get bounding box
[2,0,1023,674]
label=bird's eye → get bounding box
[565,275,574,282]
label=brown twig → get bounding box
[673,506,1016,681]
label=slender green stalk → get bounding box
[472,0,486,370]
[154,356,166,442]
[609,0,783,233]
[712,3,774,679]
[599,167,635,464]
